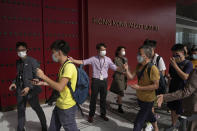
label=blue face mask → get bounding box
[137,55,144,63]
[192,54,197,60]
[52,53,58,62]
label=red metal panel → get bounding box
[0,0,81,109]
[0,0,44,108]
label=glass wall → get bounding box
[176,24,197,49]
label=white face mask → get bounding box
[100,50,106,57]
[192,54,197,60]
[17,51,27,58]
[121,51,126,56]
[52,53,59,62]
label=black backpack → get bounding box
[153,56,167,95]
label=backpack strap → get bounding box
[147,63,154,78]
[137,63,153,81]
[156,55,161,67]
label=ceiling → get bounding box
[176,0,197,20]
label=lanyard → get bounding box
[98,56,106,74]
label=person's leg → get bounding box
[168,101,181,127]
[117,95,124,113]
[171,110,179,126]
[187,115,197,131]
[58,106,79,131]
[141,101,158,131]
[89,79,100,117]
[189,120,197,131]
[147,108,158,131]
[100,80,108,116]
[48,107,61,131]
[133,100,154,131]
[28,94,47,131]
[17,93,27,131]
[178,117,188,131]
[151,122,159,131]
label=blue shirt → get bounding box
[169,60,193,93]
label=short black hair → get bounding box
[143,39,157,48]
[115,46,126,56]
[171,44,186,55]
[50,40,70,56]
[96,43,107,50]
[16,42,28,49]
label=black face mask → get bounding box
[173,54,180,58]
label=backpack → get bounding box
[153,56,167,95]
[65,63,90,116]
[137,62,166,95]
[148,66,166,95]
[45,63,90,116]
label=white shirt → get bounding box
[152,53,166,71]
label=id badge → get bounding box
[100,74,103,80]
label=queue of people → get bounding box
[8,39,197,131]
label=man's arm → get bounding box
[173,65,189,80]
[158,57,166,76]
[135,80,159,91]
[42,75,69,92]
[132,65,160,90]
[73,59,83,65]
[170,58,192,80]
[124,63,136,80]
[32,58,40,80]
[163,70,197,102]
[24,58,40,90]
[69,57,92,65]
[36,68,69,92]
[113,58,126,74]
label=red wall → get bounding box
[85,0,176,83]
[0,0,81,110]
[0,0,176,109]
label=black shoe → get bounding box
[118,107,124,113]
[100,115,109,121]
[88,116,93,123]
[42,127,47,131]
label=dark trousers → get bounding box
[49,106,79,131]
[89,78,108,117]
[133,99,156,131]
[17,91,47,131]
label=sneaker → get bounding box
[145,122,153,131]
[144,122,153,131]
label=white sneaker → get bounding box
[145,122,153,131]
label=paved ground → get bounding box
[0,87,172,131]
